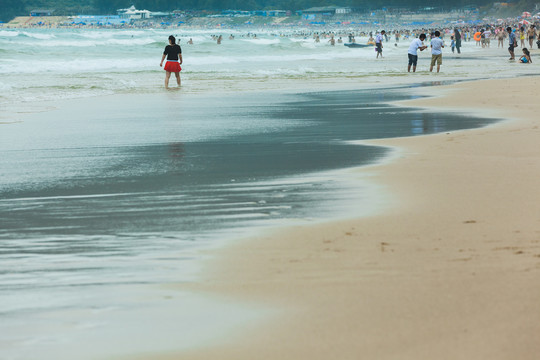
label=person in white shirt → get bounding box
[430,31,445,73]
[485,28,492,47]
[375,30,385,58]
[407,33,427,72]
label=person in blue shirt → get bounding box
[507,27,517,60]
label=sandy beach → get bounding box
[139,77,540,360]
[3,24,540,359]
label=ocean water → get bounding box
[0,27,516,358]
[1,27,537,114]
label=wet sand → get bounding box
[151,77,540,360]
[2,83,504,359]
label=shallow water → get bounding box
[1,86,496,320]
[1,27,537,116]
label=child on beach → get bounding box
[520,48,532,63]
[450,36,455,53]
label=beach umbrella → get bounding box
[520,19,530,25]
[522,11,532,18]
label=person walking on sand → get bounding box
[375,30,385,58]
[430,31,444,73]
[160,35,182,88]
[507,26,517,60]
[407,33,427,72]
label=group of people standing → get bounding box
[373,28,462,73]
[405,32,446,73]
[158,23,535,88]
[396,25,531,74]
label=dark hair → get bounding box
[507,26,512,32]
[523,48,530,56]
[419,33,426,40]
[434,31,440,37]
[168,35,176,44]
[381,30,385,34]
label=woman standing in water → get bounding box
[160,35,182,89]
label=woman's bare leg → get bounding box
[165,71,171,89]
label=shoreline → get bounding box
[3,22,540,359]
[151,76,540,359]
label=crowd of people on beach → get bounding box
[302,22,539,71]
[158,20,538,88]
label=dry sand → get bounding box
[146,77,540,359]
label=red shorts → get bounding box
[164,61,181,73]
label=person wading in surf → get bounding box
[160,35,182,88]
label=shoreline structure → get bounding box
[150,76,540,359]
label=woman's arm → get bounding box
[160,54,166,67]
[178,53,183,65]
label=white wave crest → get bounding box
[105,38,157,45]
[240,38,281,45]
[0,30,20,37]
[22,32,56,40]
[28,37,158,47]
[0,58,156,74]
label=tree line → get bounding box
[0,0,532,22]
